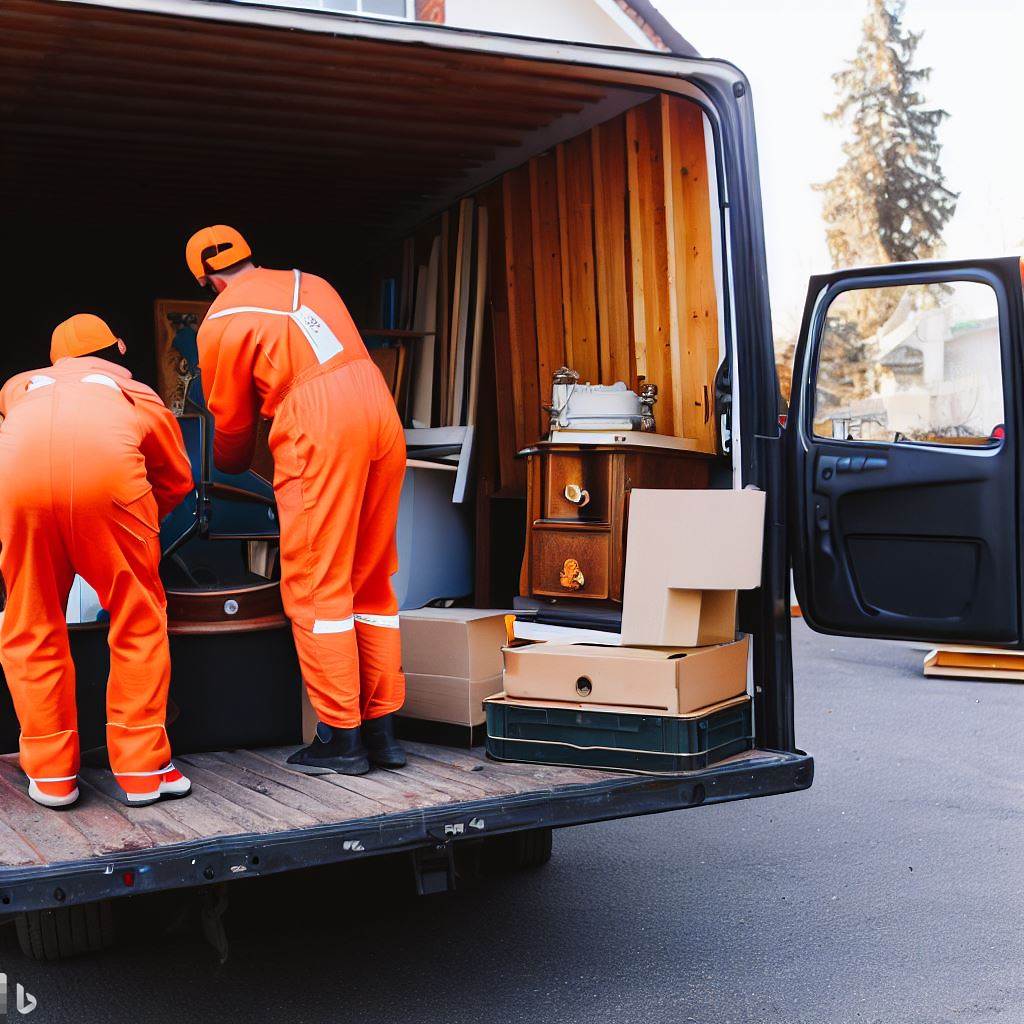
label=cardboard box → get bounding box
[398,607,508,679]
[300,608,509,742]
[402,672,503,727]
[502,635,749,715]
[621,489,765,647]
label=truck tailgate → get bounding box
[0,744,811,913]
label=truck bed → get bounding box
[0,743,812,913]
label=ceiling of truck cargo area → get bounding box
[0,0,657,232]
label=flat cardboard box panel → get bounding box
[503,635,748,714]
[402,672,503,727]
[621,489,764,647]
[399,608,508,679]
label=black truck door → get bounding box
[787,256,1023,644]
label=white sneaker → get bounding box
[28,779,80,809]
[122,767,192,806]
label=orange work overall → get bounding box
[0,358,194,794]
[197,268,406,729]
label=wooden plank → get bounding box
[556,133,600,385]
[178,755,321,830]
[448,197,475,426]
[391,751,524,798]
[229,749,386,820]
[466,204,489,427]
[259,747,431,814]
[402,741,612,789]
[591,115,635,387]
[76,772,201,849]
[662,95,720,450]
[377,761,495,804]
[626,97,676,435]
[195,752,351,826]
[434,210,451,427]
[502,165,543,450]
[0,760,97,864]
[410,236,440,427]
[53,777,169,855]
[529,151,566,430]
[479,180,524,494]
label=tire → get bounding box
[15,901,115,962]
[482,827,553,873]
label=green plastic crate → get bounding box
[484,695,752,774]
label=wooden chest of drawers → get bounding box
[519,442,712,610]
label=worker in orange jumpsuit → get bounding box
[0,315,195,808]
[185,225,407,776]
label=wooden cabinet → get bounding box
[520,442,712,609]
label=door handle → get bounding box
[814,501,834,560]
[818,453,887,486]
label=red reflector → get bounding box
[992,424,1006,440]
[778,414,788,428]
[122,871,135,887]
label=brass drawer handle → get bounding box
[560,558,585,591]
[563,483,590,508]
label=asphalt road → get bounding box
[3,622,1022,1024]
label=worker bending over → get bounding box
[185,225,407,776]
[0,315,195,808]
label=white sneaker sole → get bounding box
[28,781,80,809]
[124,777,192,806]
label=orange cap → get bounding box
[50,314,122,363]
[185,225,252,283]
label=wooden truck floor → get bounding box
[0,744,813,913]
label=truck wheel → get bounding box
[483,827,553,873]
[15,901,115,961]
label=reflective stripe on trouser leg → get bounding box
[292,621,362,730]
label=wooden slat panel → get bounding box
[0,760,98,864]
[233,749,385,820]
[0,743,620,869]
[556,134,600,385]
[591,116,636,388]
[76,773,201,848]
[626,97,676,435]
[479,181,525,493]
[502,166,543,452]
[402,741,613,788]
[663,96,720,452]
[529,151,566,431]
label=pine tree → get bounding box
[815,0,957,342]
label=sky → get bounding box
[652,0,1024,339]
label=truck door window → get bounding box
[812,280,1003,446]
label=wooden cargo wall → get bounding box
[389,93,721,496]
[499,94,720,466]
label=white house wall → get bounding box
[444,0,647,47]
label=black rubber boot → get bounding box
[287,723,370,776]
[362,713,407,768]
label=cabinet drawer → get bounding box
[531,528,611,601]
[543,453,611,522]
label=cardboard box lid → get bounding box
[399,608,509,679]
[505,642,733,663]
[624,489,765,591]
